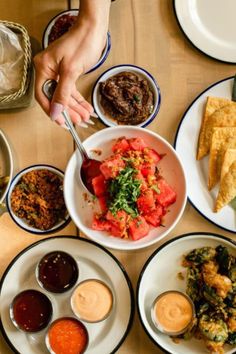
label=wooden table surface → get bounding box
[0,0,235,353]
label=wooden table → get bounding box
[0,0,235,353]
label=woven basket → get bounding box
[0,20,32,108]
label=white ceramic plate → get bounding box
[174,0,236,63]
[0,236,134,354]
[137,232,236,354]
[64,126,187,251]
[174,76,235,233]
[0,129,13,204]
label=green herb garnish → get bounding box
[151,184,160,194]
[133,94,141,103]
[108,166,141,217]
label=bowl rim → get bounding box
[0,129,14,204]
[42,9,111,73]
[6,164,70,235]
[91,64,161,128]
[64,126,187,251]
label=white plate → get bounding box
[0,129,13,204]
[174,76,235,233]
[64,126,187,251]
[0,236,134,354]
[174,0,236,63]
[137,232,236,354]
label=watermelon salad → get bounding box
[91,137,177,241]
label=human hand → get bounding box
[34,17,107,126]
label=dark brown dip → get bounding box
[99,71,154,124]
[48,14,77,44]
[11,289,52,332]
[37,251,79,293]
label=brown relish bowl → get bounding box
[92,64,161,128]
[6,164,70,235]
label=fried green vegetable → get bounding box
[229,264,236,283]
[203,285,224,307]
[185,247,216,264]
[199,314,228,342]
[186,267,201,302]
[216,245,234,275]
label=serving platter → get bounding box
[174,76,236,233]
[174,0,236,63]
[137,232,236,354]
[0,236,134,354]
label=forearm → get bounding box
[77,0,111,29]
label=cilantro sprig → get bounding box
[108,166,141,217]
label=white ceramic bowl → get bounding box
[64,126,187,251]
[0,129,13,204]
[42,9,111,73]
[6,164,70,235]
[92,64,161,128]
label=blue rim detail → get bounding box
[91,64,161,128]
[6,164,70,235]
[173,1,236,65]
[136,232,236,354]
[0,235,135,354]
[174,76,236,234]
[86,32,111,74]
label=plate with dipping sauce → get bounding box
[0,236,134,354]
[137,232,236,354]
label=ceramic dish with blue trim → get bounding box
[42,9,111,74]
[92,64,161,127]
[6,164,70,235]
[174,76,236,233]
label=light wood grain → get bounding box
[0,0,236,353]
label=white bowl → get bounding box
[64,126,187,251]
[42,9,111,73]
[6,164,70,234]
[92,64,161,128]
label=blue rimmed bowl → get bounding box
[6,164,70,235]
[42,9,111,74]
[92,64,161,128]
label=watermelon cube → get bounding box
[129,137,147,151]
[100,155,125,179]
[128,216,149,240]
[92,174,107,197]
[112,138,130,153]
[137,189,155,214]
[155,178,177,207]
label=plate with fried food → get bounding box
[137,232,236,354]
[174,76,236,233]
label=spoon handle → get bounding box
[62,110,89,160]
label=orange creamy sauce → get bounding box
[48,318,88,354]
[71,280,113,322]
[154,292,193,333]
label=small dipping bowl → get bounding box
[151,290,195,336]
[10,289,53,333]
[36,251,79,294]
[71,279,113,323]
[46,317,89,354]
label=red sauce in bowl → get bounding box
[47,317,88,354]
[48,14,77,44]
[10,289,53,332]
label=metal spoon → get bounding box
[42,79,101,194]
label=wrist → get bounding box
[77,0,111,29]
